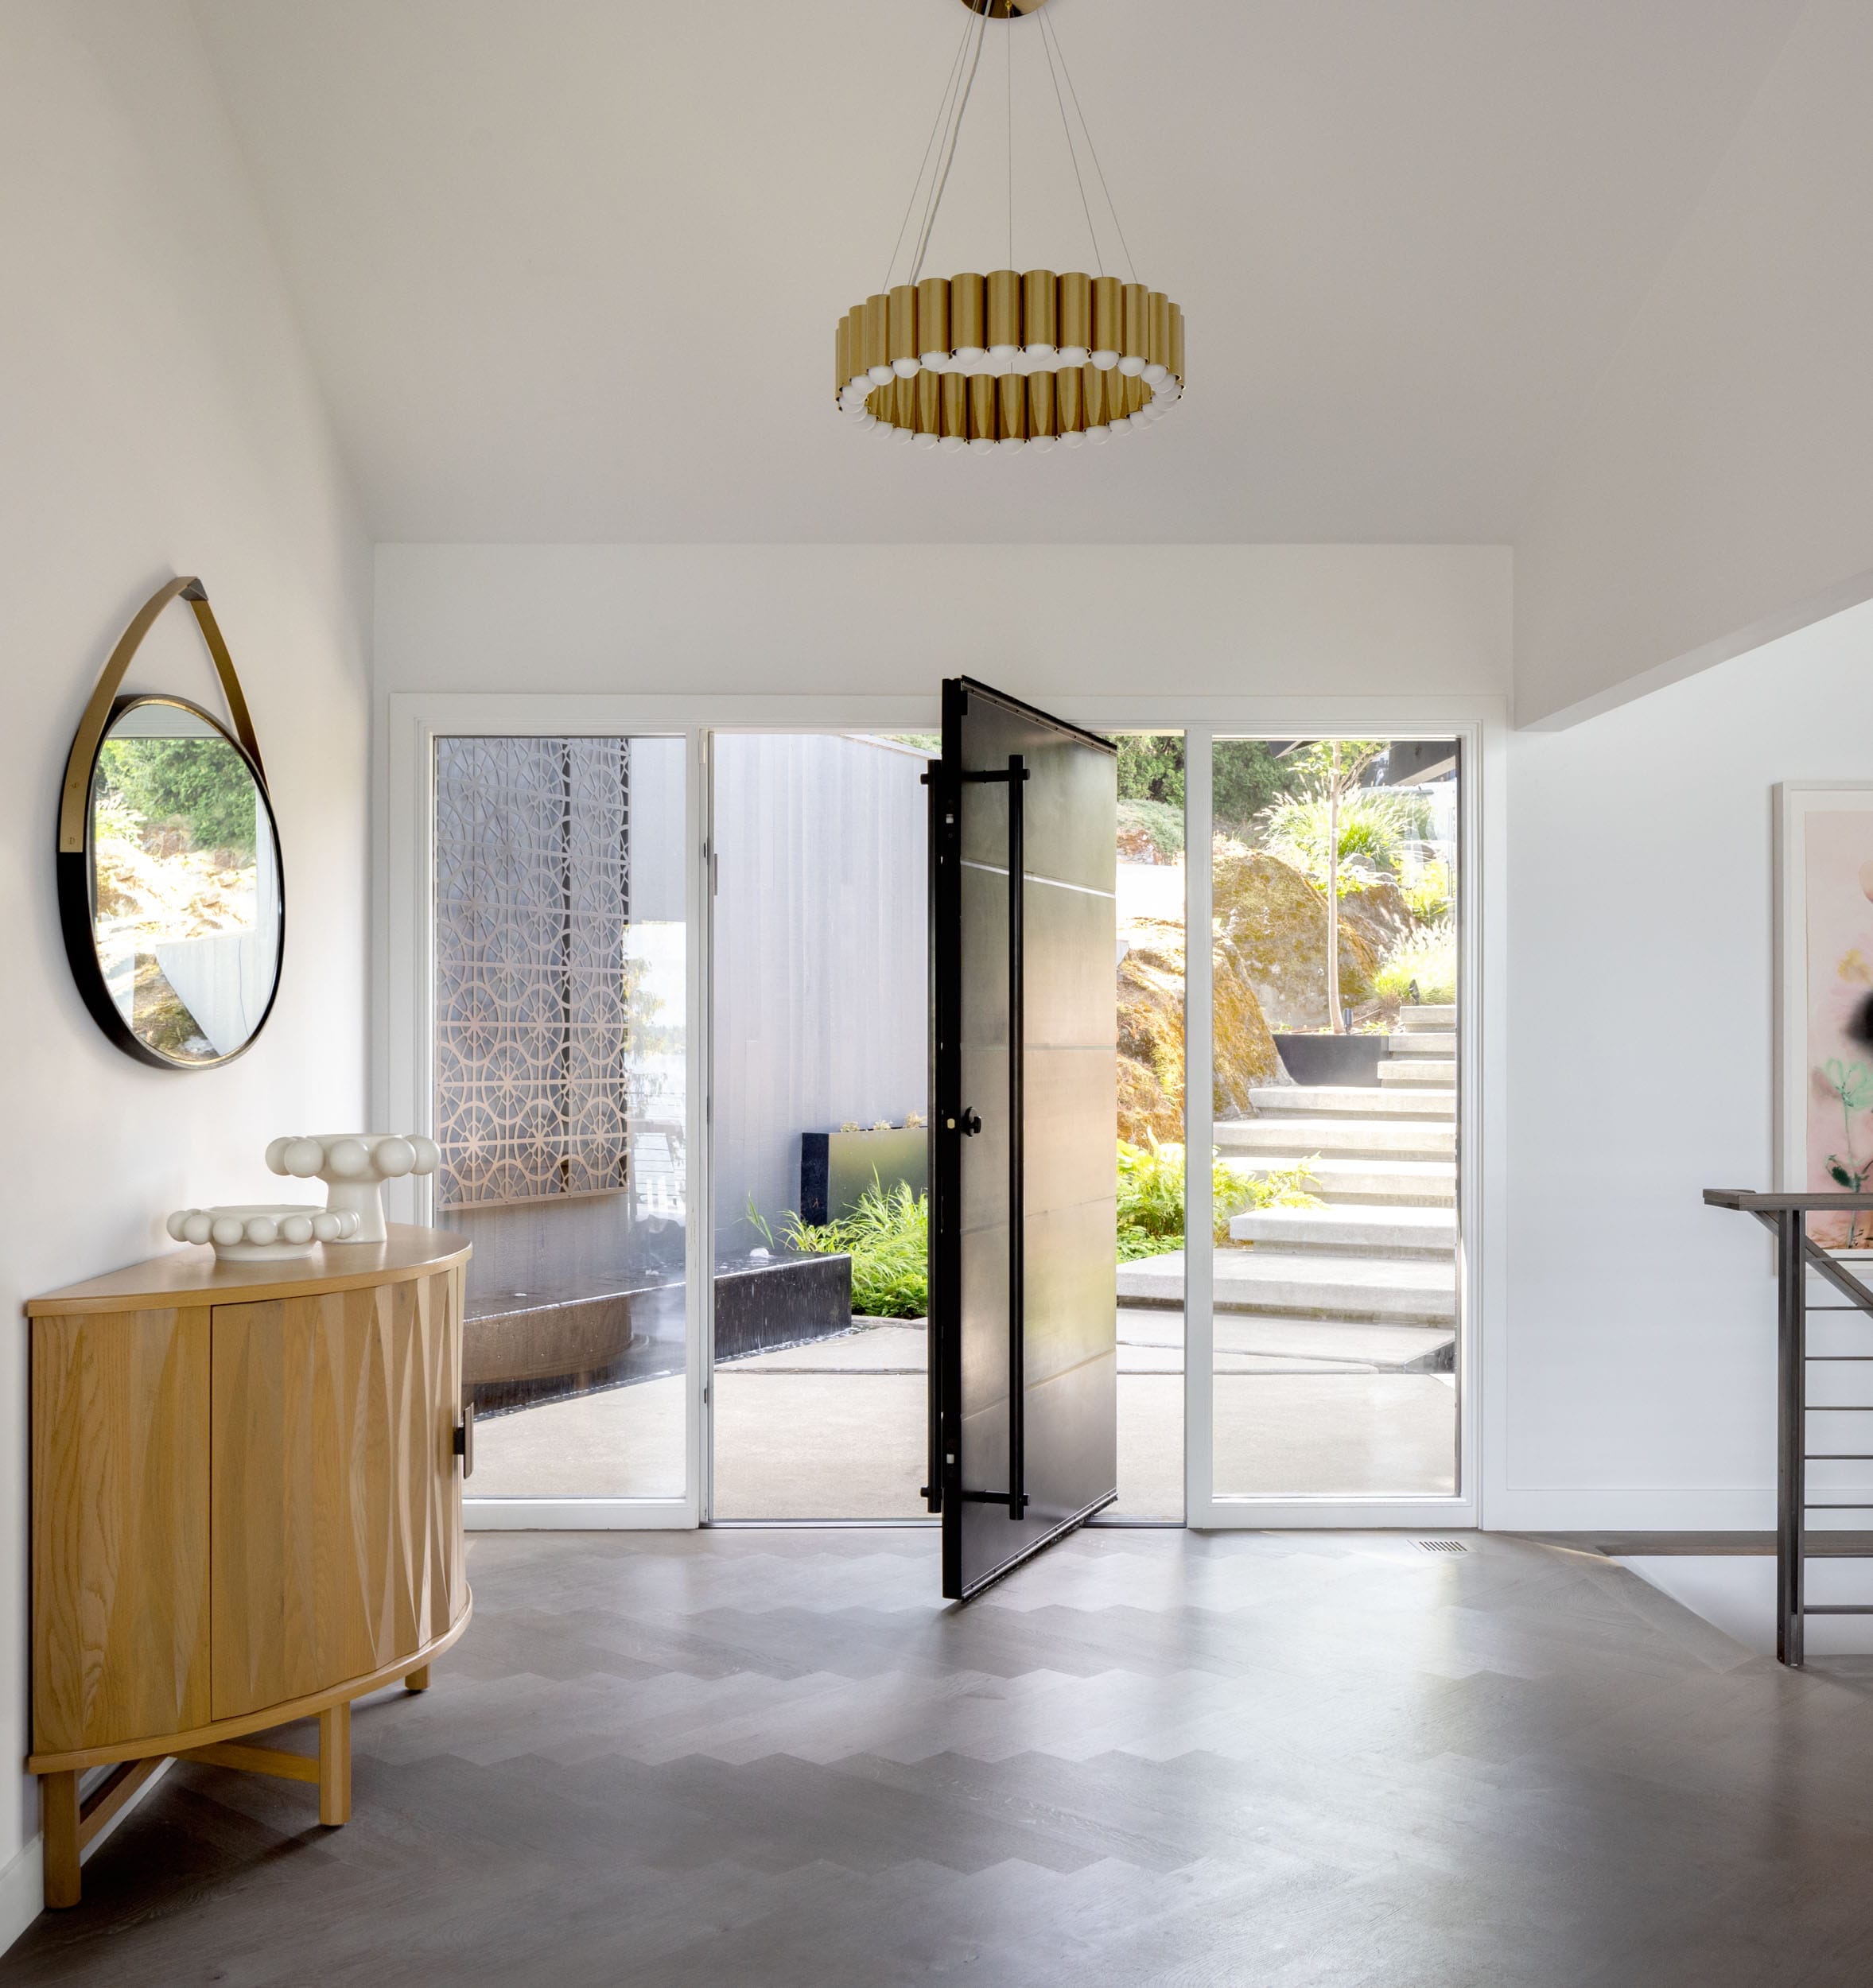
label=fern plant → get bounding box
[778,1178,931,1318]
[1117,1136,1322,1257]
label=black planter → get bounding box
[1272,1031,1385,1087]
[800,1126,929,1225]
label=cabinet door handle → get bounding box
[453,1402,474,1478]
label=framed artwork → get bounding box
[1776,784,1873,1250]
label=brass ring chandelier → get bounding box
[834,0,1186,454]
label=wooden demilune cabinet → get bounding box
[26,1226,472,1908]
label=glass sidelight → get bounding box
[707,731,932,1521]
[1206,737,1461,1501]
[429,735,690,1501]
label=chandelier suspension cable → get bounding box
[1040,9,1137,285]
[1039,8,1102,278]
[885,11,975,291]
[908,29,974,286]
[1006,18,1015,273]
[910,6,989,285]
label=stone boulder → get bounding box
[1117,918,1279,1143]
[1211,841,1377,1030]
[1339,875,1416,962]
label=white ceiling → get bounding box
[192,0,1801,545]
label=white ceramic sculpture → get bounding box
[167,1203,361,1263]
[264,1133,441,1244]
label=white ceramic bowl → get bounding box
[165,1203,361,1263]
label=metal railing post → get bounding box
[1776,1208,1807,1668]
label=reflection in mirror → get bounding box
[89,699,282,1066]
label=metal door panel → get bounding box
[930,676,1117,1599]
[958,722,1116,892]
[1021,1046,1122,1217]
[1020,884,1119,1047]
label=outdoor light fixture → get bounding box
[834,0,1185,454]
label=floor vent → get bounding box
[1414,1538,1468,1555]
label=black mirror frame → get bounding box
[57,579,286,1072]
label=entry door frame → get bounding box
[380,692,1503,1533]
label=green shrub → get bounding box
[1374,921,1456,1004]
[1401,857,1453,923]
[778,1179,931,1318]
[1117,1136,1322,1256]
[1117,797,1185,862]
[1257,785,1430,884]
[757,1142,1326,1305]
[1117,1136,1189,1259]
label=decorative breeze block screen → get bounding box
[433,736,632,1208]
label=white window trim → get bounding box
[379,691,1506,1532]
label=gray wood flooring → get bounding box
[6,1528,1873,1987]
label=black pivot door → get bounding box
[927,677,1118,1600]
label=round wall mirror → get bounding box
[58,579,285,1070]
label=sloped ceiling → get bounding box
[192,0,1801,543]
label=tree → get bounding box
[1213,740,1311,837]
[1117,736,1312,837]
[1115,734,1185,806]
[1271,741,1386,1033]
[96,736,258,856]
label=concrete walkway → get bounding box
[471,1307,1456,1519]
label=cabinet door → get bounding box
[211,1272,463,1722]
[32,1307,212,1755]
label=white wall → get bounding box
[375,543,1512,703]
[713,734,929,1254]
[1514,0,1873,730]
[1495,595,1873,1528]
[0,0,371,1936]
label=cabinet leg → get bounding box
[317,1703,352,1827]
[404,1664,430,1692]
[41,1772,80,1908]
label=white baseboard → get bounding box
[1622,1555,1873,1656]
[0,1831,43,1959]
[0,1757,176,1959]
[464,1497,695,1530]
[1484,1487,1799,1532]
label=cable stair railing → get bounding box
[1704,1188,1873,1667]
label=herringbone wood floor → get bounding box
[6,1529,1873,1986]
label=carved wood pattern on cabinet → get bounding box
[26,1229,472,1908]
[31,1307,212,1756]
[210,1269,463,1720]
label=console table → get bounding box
[25,1225,473,1907]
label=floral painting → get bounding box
[1803,810,1873,1248]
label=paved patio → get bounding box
[469,1310,1455,1516]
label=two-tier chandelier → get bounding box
[834,0,1185,453]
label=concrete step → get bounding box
[1227,1154,1456,1205]
[1247,1085,1455,1120]
[1117,1306,1455,1375]
[1227,1204,1457,1254]
[1118,1247,1456,1325]
[1378,1059,1455,1085]
[1218,1116,1455,1160]
[1385,1032,1455,1055]
[1397,1004,1455,1029]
